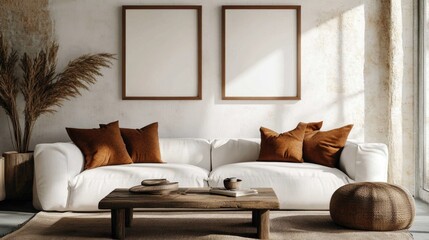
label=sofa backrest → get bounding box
[211,139,380,174]
[211,138,260,170]
[159,138,211,170]
[35,138,384,175]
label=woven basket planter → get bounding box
[330,182,415,231]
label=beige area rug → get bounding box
[3,211,413,240]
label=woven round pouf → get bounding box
[330,182,415,231]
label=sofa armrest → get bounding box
[33,142,84,211]
[339,141,388,182]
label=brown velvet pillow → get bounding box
[305,121,323,134]
[119,122,163,163]
[66,121,133,170]
[258,122,307,163]
[303,124,353,168]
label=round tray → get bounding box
[129,182,179,194]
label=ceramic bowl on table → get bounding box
[223,177,242,190]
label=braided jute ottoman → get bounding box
[330,182,415,231]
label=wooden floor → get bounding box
[410,199,429,240]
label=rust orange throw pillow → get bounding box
[305,121,323,134]
[303,124,353,168]
[258,122,307,163]
[119,122,163,163]
[66,121,133,170]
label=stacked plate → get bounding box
[129,179,179,195]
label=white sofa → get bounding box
[33,138,388,211]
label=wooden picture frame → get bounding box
[222,6,301,100]
[122,6,202,100]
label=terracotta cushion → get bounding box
[119,122,163,163]
[305,121,323,134]
[66,121,132,170]
[303,124,353,168]
[258,122,307,163]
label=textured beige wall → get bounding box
[0,0,416,192]
[399,0,415,194]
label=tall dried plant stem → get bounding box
[9,103,22,151]
[22,119,34,153]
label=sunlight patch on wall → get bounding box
[301,5,365,140]
[227,49,295,97]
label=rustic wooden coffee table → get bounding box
[99,188,279,239]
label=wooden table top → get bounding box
[99,188,279,210]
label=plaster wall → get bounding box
[0,0,415,191]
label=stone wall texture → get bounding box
[0,0,53,56]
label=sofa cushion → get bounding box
[159,138,211,170]
[339,141,389,182]
[120,123,163,163]
[66,121,132,169]
[303,124,353,168]
[211,138,260,169]
[258,123,307,163]
[305,121,323,134]
[208,161,352,210]
[68,163,209,211]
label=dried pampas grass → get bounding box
[0,33,115,152]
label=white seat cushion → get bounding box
[208,161,352,210]
[68,163,209,211]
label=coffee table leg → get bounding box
[256,210,270,239]
[125,208,133,227]
[112,209,126,239]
